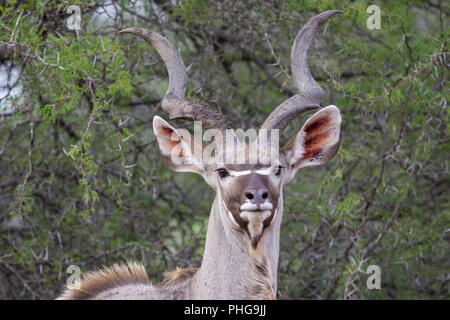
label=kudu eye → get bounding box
[274,165,283,176]
[216,168,229,178]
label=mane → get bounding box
[57,261,150,300]
[160,267,198,287]
[247,257,276,300]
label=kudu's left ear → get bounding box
[153,116,205,174]
[282,105,342,178]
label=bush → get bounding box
[0,0,448,299]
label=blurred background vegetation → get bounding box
[0,0,448,299]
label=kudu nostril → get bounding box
[258,189,269,202]
[245,190,256,200]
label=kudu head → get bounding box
[120,10,343,249]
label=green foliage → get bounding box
[0,0,448,299]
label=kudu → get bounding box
[58,10,343,300]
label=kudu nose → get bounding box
[245,188,269,204]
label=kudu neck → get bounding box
[189,194,282,299]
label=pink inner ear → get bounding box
[303,115,329,134]
[156,125,183,155]
[302,113,338,160]
[157,126,174,136]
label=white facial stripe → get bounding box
[223,200,240,227]
[268,188,283,225]
[255,167,276,175]
[268,207,278,226]
[228,170,251,177]
[228,166,279,177]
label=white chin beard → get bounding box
[240,210,272,247]
[223,200,277,247]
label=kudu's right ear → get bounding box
[282,105,342,180]
[153,116,205,174]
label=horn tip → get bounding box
[118,28,133,34]
[324,9,344,14]
[316,9,344,22]
[118,27,146,35]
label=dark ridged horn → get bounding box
[261,10,343,131]
[119,28,232,130]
